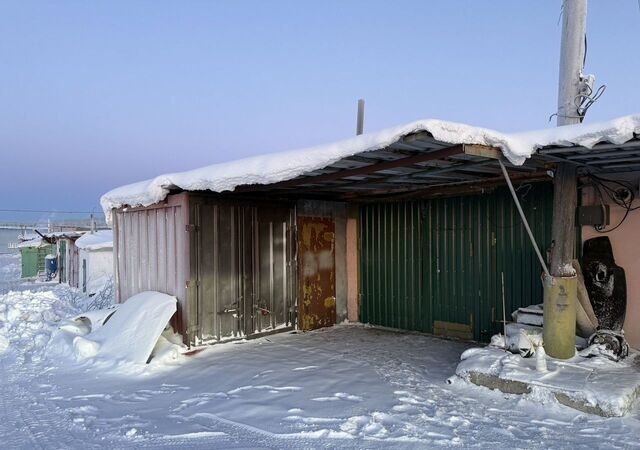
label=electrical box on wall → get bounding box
[578,205,610,227]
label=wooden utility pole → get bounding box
[544,0,587,359]
[549,0,587,277]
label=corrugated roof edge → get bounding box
[100,114,640,223]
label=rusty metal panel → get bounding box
[297,216,336,331]
[111,193,189,337]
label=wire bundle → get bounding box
[583,174,639,232]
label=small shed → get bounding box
[52,231,84,287]
[102,114,640,348]
[75,230,114,295]
[18,236,56,279]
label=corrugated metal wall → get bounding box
[69,240,79,289]
[20,245,56,278]
[360,183,555,341]
[189,198,296,344]
[112,193,190,335]
[58,240,67,283]
[360,202,423,331]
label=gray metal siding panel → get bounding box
[111,193,190,337]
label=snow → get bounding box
[0,253,21,287]
[16,236,45,248]
[74,230,113,251]
[456,344,640,417]
[2,324,639,448]
[100,114,640,221]
[1,254,640,447]
[66,306,119,334]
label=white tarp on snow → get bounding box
[73,291,176,364]
[100,114,640,219]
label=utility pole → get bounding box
[544,0,587,359]
[550,0,586,276]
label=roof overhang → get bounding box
[534,137,640,174]
[101,114,640,220]
[229,132,640,202]
[230,132,550,201]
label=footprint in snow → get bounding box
[312,392,363,402]
[172,392,229,412]
[291,365,318,371]
[252,369,275,378]
[227,385,302,395]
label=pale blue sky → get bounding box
[1,1,639,219]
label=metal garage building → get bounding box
[103,116,640,348]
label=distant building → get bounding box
[52,231,84,288]
[74,230,113,295]
[17,236,56,279]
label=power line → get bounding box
[0,209,105,215]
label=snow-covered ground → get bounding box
[0,253,21,293]
[1,256,640,448]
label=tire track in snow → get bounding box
[0,352,105,449]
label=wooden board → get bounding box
[433,320,473,341]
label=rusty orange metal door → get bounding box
[297,216,336,331]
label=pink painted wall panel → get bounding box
[582,183,640,350]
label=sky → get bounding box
[1,1,639,221]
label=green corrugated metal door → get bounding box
[360,202,425,332]
[423,194,496,340]
[21,248,39,278]
[360,183,554,342]
[20,245,56,278]
[59,240,67,283]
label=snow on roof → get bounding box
[75,230,113,251]
[101,114,640,219]
[16,237,46,249]
[45,231,85,239]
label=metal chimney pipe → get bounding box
[356,99,365,135]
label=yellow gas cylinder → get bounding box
[542,273,577,359]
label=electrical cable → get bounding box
[0,209,103,214]
[582,173,638,233]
